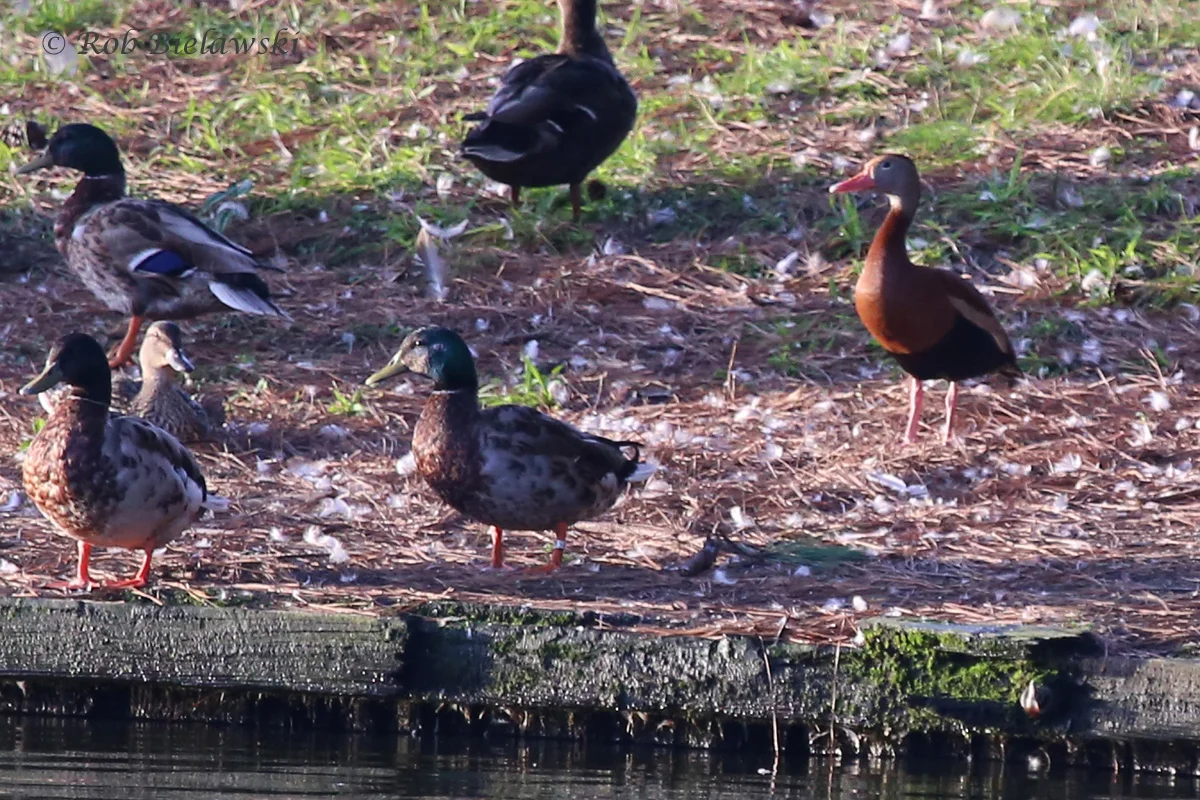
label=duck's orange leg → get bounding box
[48,541,95,590]
[490,526,504,569]
[903,376,924,444]
[942,381,960,445]
[105,548,154,589]
[107,315,144,369]
[526,522,568,574]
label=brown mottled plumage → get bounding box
[21,333,209,589]
[830,154,1020,444]
[17,123,288,369]
[366,326,654,571]
[129,322,222,443]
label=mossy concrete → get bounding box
[0,598,1198,768]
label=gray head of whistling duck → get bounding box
[829,154,921,214]
[140,322,195,374]
[365,326,479,392]
[15,123,123,177]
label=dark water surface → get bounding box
[0,718,1192,799]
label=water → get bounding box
[0,718,1192,799]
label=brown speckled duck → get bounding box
[17,123,289,369]
[461,0,637,220]
[830,154,1020,443]
[21,333,210,589]
[128,322,222,443]
[366,326,654,571]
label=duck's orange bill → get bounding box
[829,172,877,193]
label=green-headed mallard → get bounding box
[21,333,210,589]
[128,321,222,443]
[366,326,653,570]
[461,0,637,221]
[17,123,289,369]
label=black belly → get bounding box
[890,314,1016,382]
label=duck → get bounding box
[128,321,223,443]
[830,154,1020,443]
[16,123,289,369]
[365,326,654,570]
[20,333,210,589]
[461,0,637,221]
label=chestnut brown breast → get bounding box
[854,210,958,355]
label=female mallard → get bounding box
[128,321,222,443]
[17,123,288,369]
[461,0,637,220]
[21,333,209,589]
[366,326,653,570]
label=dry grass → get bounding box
[0,0,1198,656]
[0,250,1199,655]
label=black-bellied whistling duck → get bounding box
[460,0,637,221]
[830,154,1020,444]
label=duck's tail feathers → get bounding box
[202,494,230,513]
[627,461,658,483]
[462,142,527,164]
[209,274,291,320]
[998,359,1023,388]
[607,439,655,483]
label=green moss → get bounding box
[412,600,588,629]
[843,626,1058,730]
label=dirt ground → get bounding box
[0,235,1198,656]
[1,0,1199,656]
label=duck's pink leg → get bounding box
[490,526,504,569]
[904,377,924,444]
[942,382,960,445]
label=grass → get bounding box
[2,0,1193,297]
[480,356,566,410]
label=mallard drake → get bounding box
[830,155,1020,443]
[366,326,653,570]
[461,0,637,220]
[16,123,289,369]
[21,333,210,589]
[128,321,222,443]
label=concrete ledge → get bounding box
[0,598,1198,769]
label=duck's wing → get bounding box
[93,199,288,317]
[935,270,1016,358]
[481,404,643,483]
[463,54,631,163]
[105,414,208,501]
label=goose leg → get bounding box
[942,382,960,445]
[490,526,504,569]
[904,377,924,444]
[49,541,94,590]
[105,548,154,589]
[510,185,521,207]
[526,522,568,573]
[107,315,144,369]
[569,183,582,222]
